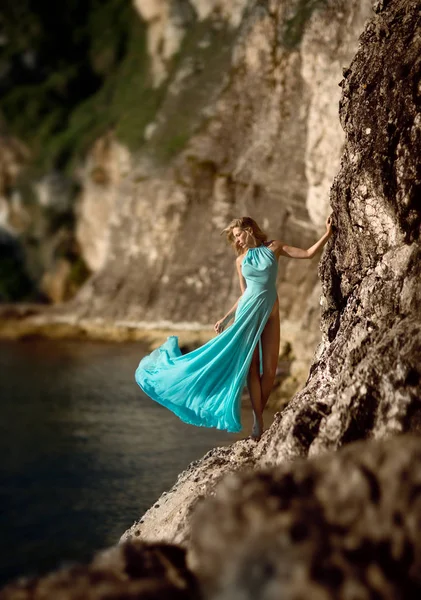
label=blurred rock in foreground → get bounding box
[0,542,198,600]
[3,436,421,599]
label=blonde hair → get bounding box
[221,216,268,256]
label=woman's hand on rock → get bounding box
[326,215,333,235]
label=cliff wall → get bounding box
[72,0,372,390]
[120,0,421,546]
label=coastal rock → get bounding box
[192,435,421,599]
[0,542,198,600]
[121,0,421,546]
[0,132,86,302]
[1,0,420,595]
[132,0,249,86]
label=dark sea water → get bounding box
[0,338,244,587]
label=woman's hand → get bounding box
[214,318,225,334]
[326,215,333,236]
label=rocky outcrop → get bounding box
[132,0,249,87]
[0,542,198,600]
[0,134,30,232]
[191,435,421,599]
[121,0,421,546]
[0,132,87,302]
[0,134,34,301]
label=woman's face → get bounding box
[232,227,249,249]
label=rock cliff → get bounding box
[120,0,421,545]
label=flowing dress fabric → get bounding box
[135,246,278,432]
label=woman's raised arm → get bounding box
[275,216,333,260]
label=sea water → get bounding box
[0,338,243,586]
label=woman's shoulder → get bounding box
[264,239,280,249]
[264,239,283,257]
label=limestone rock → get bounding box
[122,442,258,546]
[40,258,72,304]
[2,1,420,594]
[0,133,86,302]
[0,134,31,233]
[4,437,421,599]
[132,0,249,86]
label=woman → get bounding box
[135,215,332,440]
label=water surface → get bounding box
[0,338,244,586]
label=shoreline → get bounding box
[0,303,297,411]
[0,304,215,347]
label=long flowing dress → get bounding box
[135,245,278,432]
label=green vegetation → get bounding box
[0,0,160,169]
[1,2,239,169]
[281,0,328,49]
[0,2,239,301]
[0,0,331,170]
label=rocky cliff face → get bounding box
[191,435,421,599]
[0,126,87,303]
[72,0,372,393]
[120,0,421,547]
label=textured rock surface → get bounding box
[1,1,420,596]
[76,133,132,272]
[121,0,421,546]
[0,131,87,302]
[133,0,248,87]
[0,134,30,232]
[191,435,421,599]
[0,134,35,300]
[0,542,198,600]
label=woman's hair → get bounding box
[221,216,268,255]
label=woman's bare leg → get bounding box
[247,345,263,439]
[260,298,281,411]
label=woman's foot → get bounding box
[251,416,264,441]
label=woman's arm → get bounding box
[214,298,240,333]
[236,254,247,293]
[274,216,333,259]
[214,254,246,334]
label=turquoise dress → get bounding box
[135,245,278,432]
